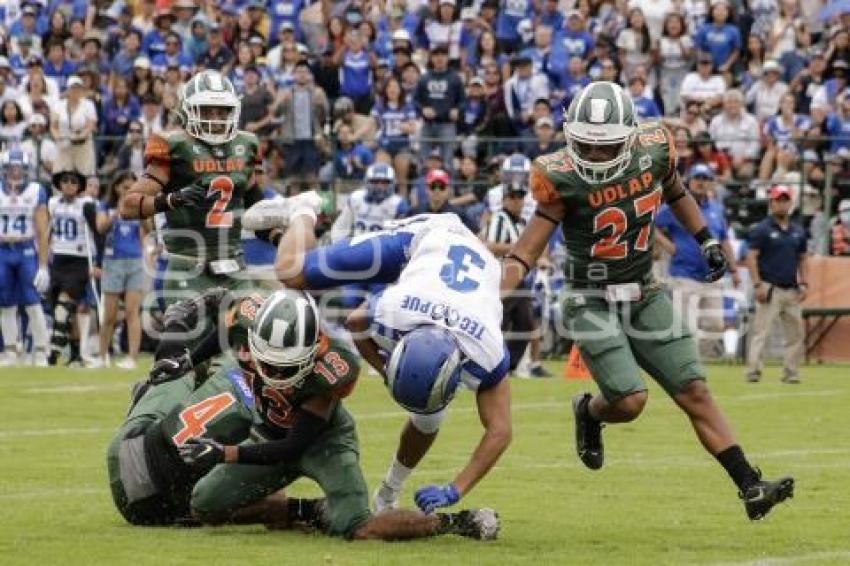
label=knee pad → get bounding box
[53,300,75,328]
[408,409,446,435]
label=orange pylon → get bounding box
[564,345,591,380]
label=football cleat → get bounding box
[455,508,500,541]
[242,198,291,231]
[741,472,795,521]
[116,357,137,370]
[372,481,400,514]
[529,364,552,378]
[572,392,605,470]
[32,351,48,368]
[781,373,801,384]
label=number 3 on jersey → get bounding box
[591,190,662,259]
[440,244,485,292]
[205,176,234,228]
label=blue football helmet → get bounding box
[501,153,530,192]
[1,149,30,186]
[385,326,464,414]
[365,162,396,203]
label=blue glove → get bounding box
[414,483,460,514]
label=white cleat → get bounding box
[287,190,324,218]
[0,352,17,367]
[468,508,500,541]
[372,482,400,514]
[116,357,137,370]
[242,198,291,231]
[87,356,109,369]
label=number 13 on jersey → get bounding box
[591,190,662,260]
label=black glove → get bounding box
[177,437,226,467]
[701,240,728,282]
[162,287,229,333]
[169,185,214,210]
[148,349,194,385]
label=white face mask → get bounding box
[840,211,850,226]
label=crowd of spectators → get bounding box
[0,0,848,251]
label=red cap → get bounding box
[768,185,793,200]
[426,169,450,186]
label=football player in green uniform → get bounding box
[118,70,285,304]
[500,81,794,520]
[117,287,499,540]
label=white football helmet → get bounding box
[180,70,241,145]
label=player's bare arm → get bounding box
[119,163,170,219]
[346,302,386,377]
[451,379,512,496]
[33,203,49,271]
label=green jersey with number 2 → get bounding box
[144,129,260,260]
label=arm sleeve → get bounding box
[302,231,414,289]
[237,407,327,465]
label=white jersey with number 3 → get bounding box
[370,214,506,389]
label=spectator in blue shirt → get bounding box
[8,4,48,40]
[371,76,417,191]
[151,32,193,79]
[553,10,595,72]
[49,0,89,23]
[656,163,739,354]
[333,122,374,186]
[695,0,741,75]
[42,40,76,92]
[555,56,591,111]
[143,9,175,59]
[336,29,374,114]
[111,29,144,80]
[268,0,305,46]
[495,0,533,54]
[538,0,564,31]
[628,75,660,121]
[184,18,209,63]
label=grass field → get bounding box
[0,361,848,566]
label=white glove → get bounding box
[33,267,50,294]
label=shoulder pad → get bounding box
[533,149,574,174]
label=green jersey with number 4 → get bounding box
[531,121,678,284]
[144,129,260,260]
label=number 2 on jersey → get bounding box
[171,392,235,445]
[590,190,662,259]
[205,176,235,228]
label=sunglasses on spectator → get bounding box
[428,183,449,191]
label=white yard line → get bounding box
[22,384,132,394]
[0,427,108,439]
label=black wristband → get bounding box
[154,193,171,213]
[666,189,687,205]
[504,252,530,273]
[694,227,713,246]
[534,208,560,225]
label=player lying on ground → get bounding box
[244,195,512,516]
[145,285,499,540]
[500,81,793,520]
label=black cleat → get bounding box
[572,392,604,470]
[740,471,795,520]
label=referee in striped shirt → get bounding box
[485,183,549,378]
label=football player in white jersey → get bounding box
[246,195,512,517]
[0,150,51,366]
[331,162,409,309]
[47,170,100,367]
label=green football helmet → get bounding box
[563,81,638,185]
[181,70,241,145]
[247,289,321,389]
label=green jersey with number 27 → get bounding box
[531,121,678,284]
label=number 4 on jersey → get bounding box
[171,392,235,445]
[591,190,662,259]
